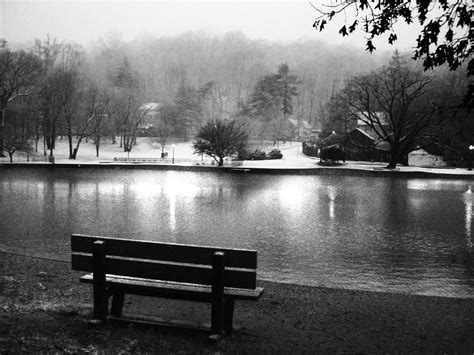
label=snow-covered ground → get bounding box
[2,137,474,177]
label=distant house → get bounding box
[345,127,391,162]
[288,118,312,140]
[138,103,160,131]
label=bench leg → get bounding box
[93,241,108,323]
[111,291,125,317]
[224,298,235,335]
[211,296,224,336]
[211,252,225,338]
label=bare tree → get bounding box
[56,43,84,159]
[0,45,42,156]
[332,52,434,169]
[109,57,149,153]
[34,36,63,157]
[3,97,34,162]
[193,119,248,166]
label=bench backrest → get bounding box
[71,234,258,289]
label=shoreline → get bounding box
[1,251,473,353]
[1,138,473,180]
[2,161,474,180]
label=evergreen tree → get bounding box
[173,80,214,138]
[245,63,298,143]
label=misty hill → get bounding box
[88,31,389,128]
[7,31,390,129]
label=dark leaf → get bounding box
[319,19,327,32]
[363,19,369,33]
[456,4,470,27]
[348,20,358,33]
[398,6,412,23]
[339,25,348,37]
[366,40,376,52]
[371,24,380,36]
[416,0,430,24]
[388,33,398,45]
[445,29,453,42]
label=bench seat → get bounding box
[80,274,264,301]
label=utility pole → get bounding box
[0,106,4,157]
[0,39,6,157]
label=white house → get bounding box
[138,103,161,130]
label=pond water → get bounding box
[1,167,473,297]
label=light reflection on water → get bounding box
[0,167,473,298]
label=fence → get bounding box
[114,157,243,166]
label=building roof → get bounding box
[356,111,388,126]
[348,128,374,148]
[140,102,160,112]
[288,119,312,130]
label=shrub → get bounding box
[267,149,283,159]
[248,149,267,160]
[320,145,346,164]
[302,141,318,157]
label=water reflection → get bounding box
[169,188,177,233]
[0,168,473,297]
[464,186,472,249]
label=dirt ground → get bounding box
[1,251,473,354]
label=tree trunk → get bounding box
[68,127,74,159]
[218,156,224,166]
[72,137,83,160]
[386,160,397,169]
[387,146,399,169]
[96,136,100,157]
[0,106,5,157]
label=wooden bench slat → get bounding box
[71,234,257,269]
[79,274,264,301]
[72,253,257,289]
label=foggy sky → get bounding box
[1,1,419,49]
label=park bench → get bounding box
[71,234,264,338]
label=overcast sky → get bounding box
[1,1,419,50]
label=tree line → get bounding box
[1,28,471,168]
[1,31,386,161]
[321,51,471,169]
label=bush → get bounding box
[248,149,267,160]
[267,149,283,159]
[320,145,346,164]
[302,141,318,157]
